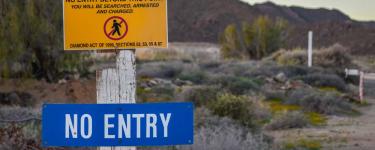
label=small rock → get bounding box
[73,74,80,80]
[148,80,158,86]
[265,77,276,83]
[275,72,287,82]
[58,79,68,84]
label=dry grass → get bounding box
[136,42,221,62]
[270,44,356,70]
[181,107,272,150]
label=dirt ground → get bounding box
[0,79,96,107]
[267,78,375,150]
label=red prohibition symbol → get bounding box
[104,16,128,40]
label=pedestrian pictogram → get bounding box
[104,16,128,41]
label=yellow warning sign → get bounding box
[63,0,168,50]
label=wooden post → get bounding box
[97,50,136,150]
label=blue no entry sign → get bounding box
[42,103,194,147]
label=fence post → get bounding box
[97,50,136,150]
[359,71,364,103]
[308,31,313,68]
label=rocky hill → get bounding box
[168,0,375,54]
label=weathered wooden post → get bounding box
[97,50,136,150]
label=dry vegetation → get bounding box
[0,37,364,149]
[269,43,357,70]
[134,47,360,149]
[1,50,361,149]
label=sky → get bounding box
[243,0,375,21]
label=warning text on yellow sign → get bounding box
[63,0,167,50]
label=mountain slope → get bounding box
[168,0,353,42]
[253,2,351,24]
[168,0,375,54]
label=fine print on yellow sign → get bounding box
[63,0,168,50]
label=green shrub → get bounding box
[286,88,354,115]
[246,63,319,79]
[183,86,220,107]
[177,70,207,84]
[138,61,186,78]
[262,89,286,101]
[209,94,257,128]
[294,73,348,92]
[266,111,309,130]
[137,84,175,103]
[211,75,260,95]
[213,61,258,77]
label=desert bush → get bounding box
[212,61,258,77]
[285,88,354,115]
[245,63,321,79]
[181,107,271,150]
[177,69,207,84]
[194,107,239,128]
[265,111,309,130]
[199,61,222,70]
[272,49,306,66]
[138,84,175,102]
[294,73,348,92]
[314,44,354,68]
[209,94,265,129]
[179,124,271,150]
[261,87,287,101]
[210,75,260,95]
[182,86,221,107]
[271,44,356,70]
[138,61,187,78]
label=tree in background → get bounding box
[220,16,287,60]
[219,24,245,59]
[0,0,90,82]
